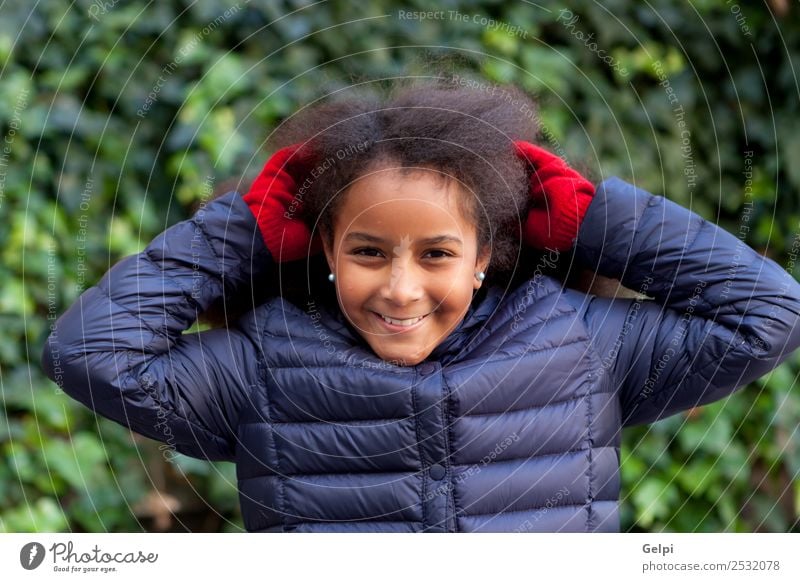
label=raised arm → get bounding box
[40,143,322,461]
[575,177,800,426]
[41,191,272,461]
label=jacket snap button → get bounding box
[429,463,446,480]
[419,362,436,375]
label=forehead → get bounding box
[334,168,475,238]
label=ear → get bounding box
[321,225,335,273]
[473,244,491,290]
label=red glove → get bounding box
[514,141,595,251]
[243,143,323,263]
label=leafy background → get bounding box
[1,0,799,532]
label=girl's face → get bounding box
[322,167,490,366]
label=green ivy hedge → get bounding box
[1,0,798,531]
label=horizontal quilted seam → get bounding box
[460,499,617,519]
[459,502,588,518]
[456,388,614,420]
[277,470,421,479]
[450,445,594,467]
[289,517,422,527]
[451,336,591,371]
[240,416,413,426]
[237,463,422,479]
[269,416,414,426]
[257,362,415,373]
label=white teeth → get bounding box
[379,313,426,326]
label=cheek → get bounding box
[339,285,365,308]
[434,276,475,309]
[337,266,377,307]
[453,256,480,281]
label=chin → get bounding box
[371,345,429,367]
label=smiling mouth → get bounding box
[371,311,431,328]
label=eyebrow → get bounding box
[344,232,463,246]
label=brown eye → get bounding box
[352,247,384,258]
[424,250,453,259]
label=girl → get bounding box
[42,80,800,532]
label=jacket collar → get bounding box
[427,285,505,363]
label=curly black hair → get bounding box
[199,77,584,327]
[271,77,539,277]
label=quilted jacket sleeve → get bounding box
[575,177,800,427]
[40,192,272,461]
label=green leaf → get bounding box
[632,479,676,529]
[42,434,107,491]
[0,497,69,532]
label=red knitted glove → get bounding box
[514,141,595,251]
[243,143,323,263]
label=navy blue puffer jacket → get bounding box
[41,177,800,532]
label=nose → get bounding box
[380,256,424,306]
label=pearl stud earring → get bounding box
[475,271,486,281]
[328,273,335,282]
